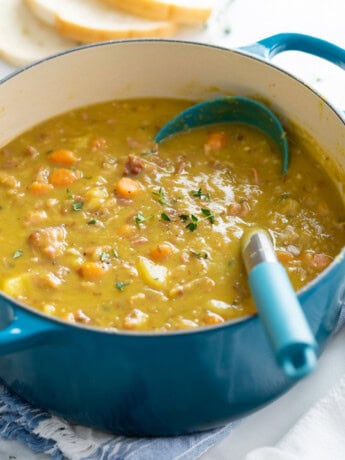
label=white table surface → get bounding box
[1,0,345,458]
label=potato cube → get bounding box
[137,256,168,289]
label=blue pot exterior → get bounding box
[0,251,344,436]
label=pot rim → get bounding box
[1,38,344,337]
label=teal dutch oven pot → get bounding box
[0,33,345,436]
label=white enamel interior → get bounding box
[0,40,344,194]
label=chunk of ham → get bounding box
[123,154,145,175]
[28,225,67,259]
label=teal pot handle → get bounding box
[240,33,345,118]
[240,32,345,69]
[0,301,63,355]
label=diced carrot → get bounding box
[28,181,54,195]
[114,177,141,197]
[276,250,295,264]
[116,224,137,237]
[228,201,250,217]
[205,131,227,151]
[49,168,77,186]
[89,137,107,151]
[227,202,242,216]
[77,262,108,281]
[204,311,225,326]
[63,312,76,323]
[301,251,333,270]
[74,309,91,324]
[149,242,175,261]
[300,252,313,266]
[313,253,333,268]
[48,149,79,166]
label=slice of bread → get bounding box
[101,0,212,24]
[25,0,177,43]
[0,0,79,66]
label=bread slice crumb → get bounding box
[0,0,79,66]
[25,0,177,43]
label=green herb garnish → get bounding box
[178,208,215,232]
[161,212,171,222]
[191,188,210,200]
[279,193,290,201]
[100,252,110,262]
[72,201,84,211]
[186,222,197,232]
[228,259,236,268]
[87,219,96,225]
[115,281,130,291]
[66,188,73,199]
[179,214,199,232]
[152,187,168,205]
[12,249,23,259]
[190,250,208,259]
[135,211,146,226]
[201,208,215,224]
[141,149,158,156]
[188,215,198,231]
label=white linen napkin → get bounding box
[245,372,345,460]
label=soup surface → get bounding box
[0,99,344,331]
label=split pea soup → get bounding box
[0,98,344,331]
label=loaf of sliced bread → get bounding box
[101,0,212,24]
[0,0,79,66]
[25,0,177,43]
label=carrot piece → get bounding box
[276,250,295,264]
[205,131,227,151]
[116,224,137,237]
[78,262,108,281]
[89,137,107,151]
[114,177,141,197]
[204,311,225,326]
[63,312,76,323]
[49,168,77,186]
[48,149,79,166]
[313,253,333,268]
[28,181,54,195]
[149,242,175,261]
[301,251,333,270]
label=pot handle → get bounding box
[0,303,64,355]
[240,32,345,70]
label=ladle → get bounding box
[242,229,318,379]
[155,98,317,378]
[155,96,289,174]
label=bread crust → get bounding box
[102,0,212,24]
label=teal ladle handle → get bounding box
[242,230,318,379]
[248,261,317,378]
